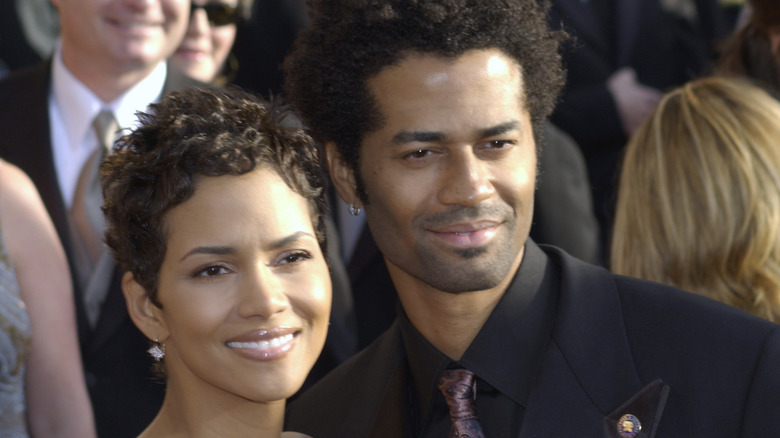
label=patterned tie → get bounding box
[70,110,117,326]
[438,369,485,438]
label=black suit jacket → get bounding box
[287,244,780,437]
[0,61,203,438]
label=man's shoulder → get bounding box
[0,62,51,162]
[541,244,780,433]
[0,61,48,95]
[163,64,210,94]
[286,323,404,435]
[545,243,778,338]
[546,243,780,379]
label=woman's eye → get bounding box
[192,265,230,278]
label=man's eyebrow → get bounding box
[391,131,446,145]
[390,120,521,146]
[478,120,520,138]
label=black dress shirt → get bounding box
[399,242,560,436]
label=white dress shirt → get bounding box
[49,43,168,208]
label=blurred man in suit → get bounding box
[0,1,199,436]
[547,0,730,257]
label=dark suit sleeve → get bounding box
[740,325,780,436]
[532,122,601,264]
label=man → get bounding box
[0,1,198,436]
[283,0,780,437]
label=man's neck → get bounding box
[60,48,158,103]
[391,247,525,360]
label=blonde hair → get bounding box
[611,76,780,322]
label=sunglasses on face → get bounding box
[190,2,240,27]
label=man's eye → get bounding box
[486,140,515,149]
[405,149,432,160]
[278,251,313,266]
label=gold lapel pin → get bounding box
[617,414,642,438]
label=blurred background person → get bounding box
[546,0,732,261]
[611,76,780,322]
[0,0,199,435]
[102,87,329,438]
[171,0,253,85]
[0,160,95,437]
[718,0,780,95]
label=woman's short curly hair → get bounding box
[283,0,566,193]
[101,87,327,305]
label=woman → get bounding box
[171,0,252,84]
[611,76,780,322]
[100,87,331,437]
[0,160,95,436]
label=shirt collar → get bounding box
[51,43,167,137]
[51,45,103,155]
[459,240,558,404]
[400,240,558,426]
[113,61,167,130]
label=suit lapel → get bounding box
[305,322,407,437]
[521,247,669,437]
[0,63,71,254]
[0,62,92,345]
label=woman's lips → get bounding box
[226,328,298,361]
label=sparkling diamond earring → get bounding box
[348,203,362,216]
[147,339,165,361]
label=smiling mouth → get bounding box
[226,333,295,351]
[428,222,501,249]
[107,17,164,32]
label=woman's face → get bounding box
[171,0,238,82]
[153,167,330,403]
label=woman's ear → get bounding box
[325,142,361,208]
[122,271,169,342]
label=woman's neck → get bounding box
[139,380,286,438]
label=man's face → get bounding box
[329,49,536,294]
[54,0,189,73]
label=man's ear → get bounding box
[122,271,169,342]
[325,142,361,207]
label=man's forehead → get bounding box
[368,49,528,118]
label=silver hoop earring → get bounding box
[147,339,165,361]
[348,203,362,216]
